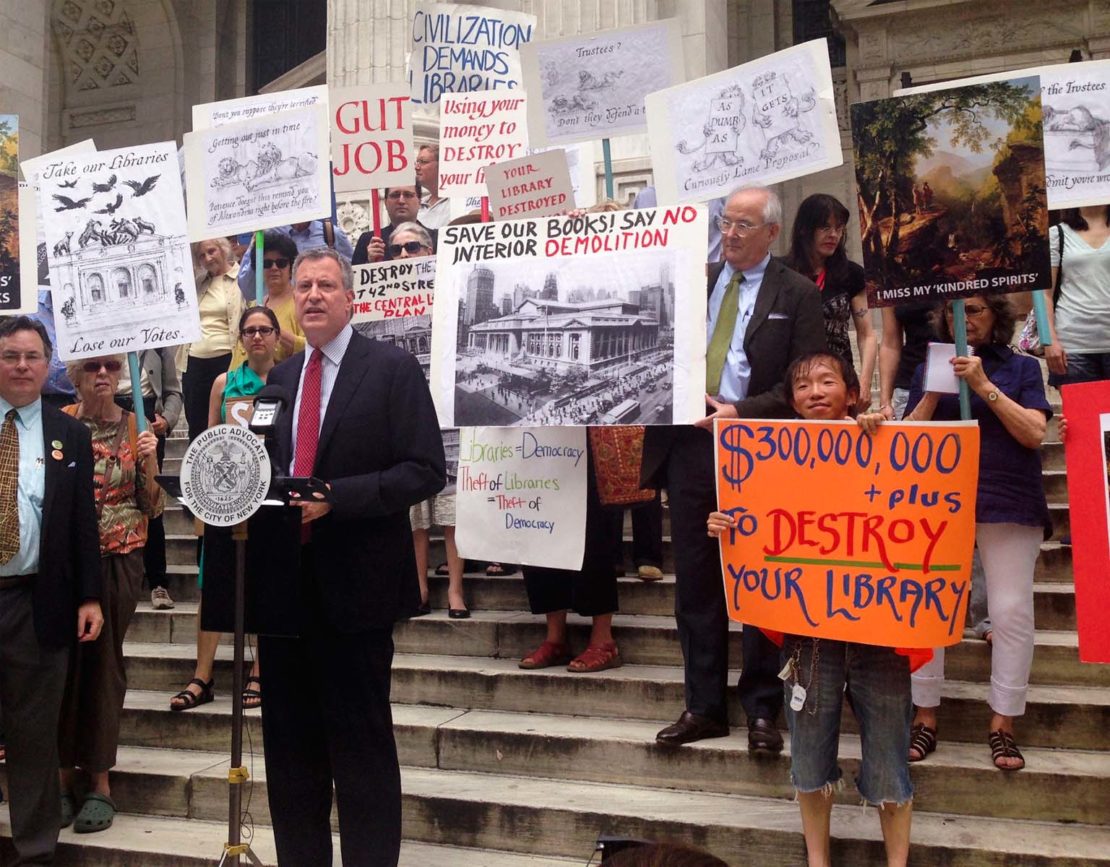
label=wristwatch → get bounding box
[986,389,999,402]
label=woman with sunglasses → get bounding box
[903,294,1051,771]
[57,355,164,832]
[784,194,878,412]
[169,308,281,712]
[251,230,304,362]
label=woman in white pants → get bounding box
[903,294,1052,771]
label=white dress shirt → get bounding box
[290,324,354,475]
[706,253,770,403]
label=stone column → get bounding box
[0,4,49,158]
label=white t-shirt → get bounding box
[1051,223,1110,353]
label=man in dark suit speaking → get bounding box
[261,248,445,866]
[0,316,102,865]
[642,186,826,754]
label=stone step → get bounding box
[0,805,577,866]
[121,645,1110,750]
[125,602,1105,688]
[111,694,1110,826]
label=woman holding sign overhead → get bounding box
[904,294,1052,771]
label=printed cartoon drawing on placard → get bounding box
[1043,102,1110,173]
[211,140,318,194]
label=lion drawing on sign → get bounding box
[677,84,747,172]
[212,157,259,190]
[246,143,317,191]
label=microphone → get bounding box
[248,383,291,439]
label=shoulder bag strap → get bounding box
[1052,224,1066,306]
[94,410,130,520]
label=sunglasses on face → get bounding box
[262,258,290,270]
[241,326,276,338]
[387,241,426,257]
[82,360,122,373]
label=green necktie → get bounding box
[0,409,20,564]
[706,272,744,395]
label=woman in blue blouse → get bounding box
[903,294,1051,770]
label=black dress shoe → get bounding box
[410,601,432,618]
[448,607,471,619]
[655,711,729,746]
[747,717,784,755]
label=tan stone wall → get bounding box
[0,2,49,159]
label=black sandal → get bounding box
[434,562,451,576]
[989,729,1025,771]
[170,678,214,712]
[242,675,262,710]
[908,723,937,762]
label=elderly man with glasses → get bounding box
[351,184,439,265]
[640,185,827,754]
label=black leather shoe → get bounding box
[448,607,471,619]
[655,711,729,746]
[747,717,784,755]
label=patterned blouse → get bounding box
[84,417,164,557]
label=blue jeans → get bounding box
[783,636,914,805]
[1047,351,1110,388]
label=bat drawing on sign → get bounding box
[91,174,117,193]
[58,179,78,189]
[53,194,92,211]
[94,193,124,215]
[124,175,160,196]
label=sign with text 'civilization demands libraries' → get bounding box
[330,84,414,192]
[714,420,979,648]
[439,91,529,195]
[484,149,574,220]
[408,2,536,107]
[455,425,587,570]
[351,256,435,324]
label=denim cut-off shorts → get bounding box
[782,636,914,805]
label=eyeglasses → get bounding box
[0,351,46,366]
[414,158,436,166]
[945,303,989,317]
[717,217,769,236]
[386,191,418,200]
[817,224,846,237]
[241,326,276,338]
[387,241,428,257]
[81,360,122,373]
[262,257,290,270]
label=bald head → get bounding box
[720,186,782,271]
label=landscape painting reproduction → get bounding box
[0,115,18,309]
[851,76,1050,306]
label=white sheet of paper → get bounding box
[351,256,435,324]
[191,85,328,130]
[454,425,587,570]
[330,83,415,192]
[924,343,960,394]
[439,91,529,196]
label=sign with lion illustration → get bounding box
[183,103,331,239]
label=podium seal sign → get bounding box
[180,424,271,527]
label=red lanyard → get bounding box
[815,269,826,291]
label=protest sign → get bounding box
[430,205,707,428]
[408,2,536,107]
[455,425,587,570]
[183,104,331,239]
[714,419,979,648]
[484,149,574,220]
[520,20,683,147]
[36,141,199,360]
[331,84,414,192]
[439,91,529,195]
[897,59,1110,210]
[1061,380,1110,664]
[191,85,327,130]
[645,39,842,205]
[0,115,21,312]
[852,75,1050,308]
[352,256,435,324]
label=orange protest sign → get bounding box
[714,419,980,648]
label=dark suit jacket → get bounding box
[35,403,101,648]
[268,330,446,631]
[641,256,826,485]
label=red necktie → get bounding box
[294,350,322,541]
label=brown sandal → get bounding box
[989,729,1025,771]
[519,641,572,670]
[908,723,937,762]
[567,641,622,673]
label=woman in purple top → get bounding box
[903,293,1051,771]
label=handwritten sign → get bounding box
[183,104,331,239]
[714,420,979,648]
[645,39,842,205]
[521,20,684,147]
[36,141,201,361]
[1061,380,1110,663]
[192,85,327,130]
[484,149,574,220]
[330,84,414,192]
[429,206,708,428]
[455,425,587,570]
[408,2,536,107]
[352,256,435,323]
[439,91,529,195]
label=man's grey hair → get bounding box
[728,185,783,225]
[391,221,434,251]
[293,246,354,292]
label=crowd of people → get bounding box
[0,161,1104,866]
